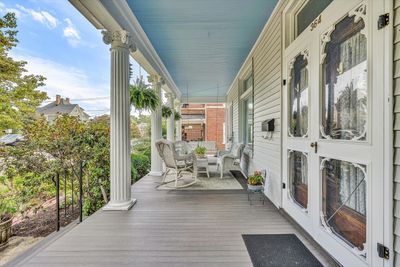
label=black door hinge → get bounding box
[377,243,389,259]
[283,79,286,86]
[282,183,286,189]
[378,13,389,30]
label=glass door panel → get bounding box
[320,158,366,256]
[288,150,308,210]
[289,52,309,138]
[321,13,367,141]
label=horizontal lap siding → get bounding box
[395,0,400,266]
[226,1,285,208]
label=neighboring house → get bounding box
[181,103,225,149]
[0,133,23,146]
[36,95,90,124]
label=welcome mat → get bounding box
[242,234,323,267]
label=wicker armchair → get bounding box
[217,143,245,178]
[155,139,197,188]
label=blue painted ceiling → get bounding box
[127,0,278,100]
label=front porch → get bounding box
[12,174,335,266]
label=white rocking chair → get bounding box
[155,139,197,188]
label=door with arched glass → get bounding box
[282,0,385,266]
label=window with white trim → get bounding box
[241,75,253,146]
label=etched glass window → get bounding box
[321,158,366,255]
[321,14,367,141]
[244,98,253,145]
[289,53,309,137]
[288,150,308,209]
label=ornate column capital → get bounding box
[148,74,165,86]
[102,30,136,53]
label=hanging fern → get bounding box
[130,77,160,112]
[174,112,181,121]
[162,105,173,118]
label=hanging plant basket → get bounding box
[174,112,181,121]
[162,105,173,118]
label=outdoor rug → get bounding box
[157,165,244,190]
[242,234,323,267]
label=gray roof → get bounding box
[37,99,89,118]
[37,99,77,115]
[0,134,23,145]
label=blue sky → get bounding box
[0,0,146,116]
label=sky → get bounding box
[0,0,148,117]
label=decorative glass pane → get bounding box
[289,53,309,137]
[321,158,366,254]
[244,98,253,145]
[321,14,367,141]
[296,0,333,36]
[244,76,253,91]
[288,150,308,209]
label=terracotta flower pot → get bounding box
[0,216,12,251]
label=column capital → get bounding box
[148,74,165,86]
[102,30,136,53]
[166,92,175,101]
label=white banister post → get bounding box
[149,74,163,176]
[166,93,175,142]
[175,101,182,141]
[102,30,136,210]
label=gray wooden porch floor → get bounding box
[17,174,336,266]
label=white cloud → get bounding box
[0,2,22,18]
[16,4,58,29]
[63,18,81,46]
[11,52,110,115]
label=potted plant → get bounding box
[247,171,264,191]
[194,146,207,158]
[0,196,16,250]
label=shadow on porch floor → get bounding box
[10,173,338,267]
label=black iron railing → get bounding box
[51,161,85,231]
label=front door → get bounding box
[282,0,385,266]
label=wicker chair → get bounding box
[155,139,197,188]
[217,143,245,178]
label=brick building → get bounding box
[180,103,225,149]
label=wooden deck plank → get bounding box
[19,174,337,266]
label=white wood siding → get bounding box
[226,2,285,207]
[394,0,400,265]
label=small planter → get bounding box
[247,184,263,191]
[0,216,13,251]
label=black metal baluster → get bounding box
[64,169,67,218]
[71,168,74,214]
[56,173,60,231]
[79,161,83,223]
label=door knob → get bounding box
[310,142,318,153]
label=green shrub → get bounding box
[131,153,150,183]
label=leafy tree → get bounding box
[130,77,159,112]
[130,118,141,139]
[0,12,47,133]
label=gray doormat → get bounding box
[242,234,323,267]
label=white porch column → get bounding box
[166,93,175,142]
[175,101,182,141]
[102,30,136,210]
[149,75,163,176]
